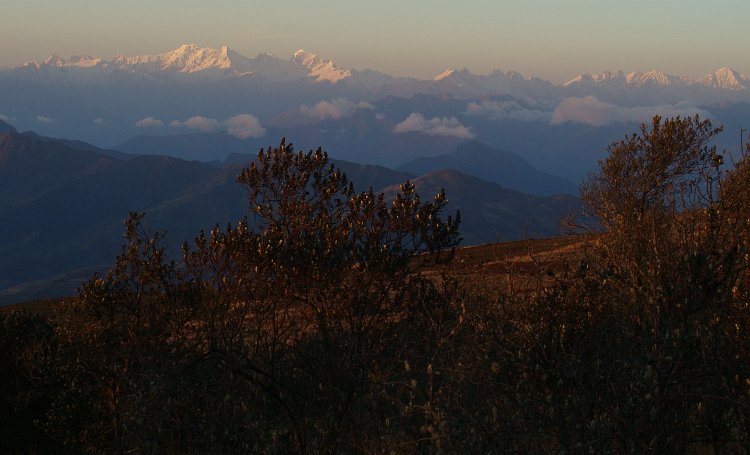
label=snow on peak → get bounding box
[67,55,103,67]
[622,70,673,86]
[44,53,66,66]
[566,69,678,87]
[98,44,236,73]
[291,50,350,82]
[292,49,314,60]
[505,71,527,82]
[434,68,456,81]
[563,74,593,86]
[641,70,671,85]
[151,45,232,72]
[10,47,749,99]
[291,50,325,70]
[592,70,625,83]
[700,67,747,90]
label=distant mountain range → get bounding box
[8,44,747,97]
[2,44,748,184]
[397,141,578,196]
[0,129,580,305]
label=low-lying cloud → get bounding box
[36,115,54,123]
[135,117,163,128]
[170,116,221,131]
[140,114,266,139]
[393,113,474,139]
[465,100,551,122]
[300,98,374,121]
[224,114,266,139]
[551,96,711,127]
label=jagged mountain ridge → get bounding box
[564,67,747,91]
[9,44,747,95]
[12,44,397,86]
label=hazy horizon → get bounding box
[2,0,748,85]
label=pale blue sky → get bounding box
[1,0,747,84]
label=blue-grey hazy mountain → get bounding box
[0,119,17,134]
[0,131,117,211]
[397,141,578,196]
[220,152,417,194]
[112,122,579,197]
[0,136,217,292]
[19,131,134,160]
[380,169,580,246]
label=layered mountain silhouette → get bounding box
[0,132,117,210]
[20,131,134,160]
[0,119,17,135]
[0,128,579,305]
[397,141,578,196]
[381,169,579,245]
[7,45,747,101]
[113,129,576,196]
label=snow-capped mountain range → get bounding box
[11,44,396,87]
[8,44,748,96]
[564,67,747,91]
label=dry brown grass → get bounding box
[0,296,72,317]
[2,235,589,317]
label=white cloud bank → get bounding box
[170,116,221,131]
[166,115,266,139]
[465,100,551,122]
[135,117,163,128]
[224,114,266,139]
[550,96,711,127]
[300,98,374,121]
[393,113,474,139]
[36,115,54,123]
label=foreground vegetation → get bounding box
[2,117,750,454]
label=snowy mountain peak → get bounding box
[44,53,65,66]
[67,55,103,67]
[291,50,325,70]
[562,74,593,86]
[6,46,748,103]
[158,44,232,72]
[642,70,671,85]
[701,67,747,90]
[565,67,748,93]
[505,71,527,82]
[292,49,314,60]
[101,44,235,73]
[591,70,625,83]
[291,50,350,82]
